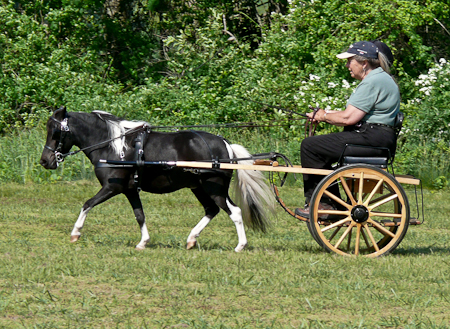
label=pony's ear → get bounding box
[53,106,67,120]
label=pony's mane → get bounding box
[92,111,148,157]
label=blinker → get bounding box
[51,117,69,140]
[52,129,61,140]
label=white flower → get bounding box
[328,82,337,88]
[439,58,447,65]
[342,79,351,89]
[419,86,432,96]
[309,74,320,81]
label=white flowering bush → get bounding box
[396,58,450,188]
[401,58,450,142]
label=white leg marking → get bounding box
[70,207,91,242]
[135,222,150,250]
[186,216,211,249]
[226,199,247,252]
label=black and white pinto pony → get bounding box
[40,107,275,252]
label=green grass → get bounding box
[1,180,450,328]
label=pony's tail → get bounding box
[230,144,275,233]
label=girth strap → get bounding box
[133,129,148,191]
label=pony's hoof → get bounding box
[135,245,145,251]
[186,241,197,250]
[234,244,247,252]
[70,235,80,243]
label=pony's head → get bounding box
[40,106,74,169]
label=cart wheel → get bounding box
[309,164,410,257]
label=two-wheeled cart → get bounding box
[100,153,423,258]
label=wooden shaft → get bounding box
[171,161,421,185]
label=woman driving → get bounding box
[295,41,400,219]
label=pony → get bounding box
[40,106,275,252]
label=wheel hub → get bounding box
[351,205,369,223]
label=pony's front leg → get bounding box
[70,187,118,243]
[226,199,247,252]
[70,207,91,242]
[125,191,149,250]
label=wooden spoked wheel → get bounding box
[308,164,410,257]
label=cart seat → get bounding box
[341,155,389,168]
[338,112,404,170]
[338,144,391,169]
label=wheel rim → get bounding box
[309,165,409,257]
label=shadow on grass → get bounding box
[85,233,448,256]
[393,245,450,255]
[120,238,325,254]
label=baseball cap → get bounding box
[336,41,379,59]
[370,40,394,66]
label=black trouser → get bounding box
[300,123,397,204]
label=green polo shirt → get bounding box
[346,67,400,126]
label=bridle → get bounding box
[44,116,72,164]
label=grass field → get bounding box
[1,180,450,328]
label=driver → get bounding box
[295,40,399,219]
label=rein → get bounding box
[146,120,304,130]
[239,97,318,138]
[305,106,319,138]
[239,97,309,118]
[45,106,317,165]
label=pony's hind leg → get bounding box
[125,191,150,250]
[225,197,247,252]
[187,188,220,250]
[187,198,247,252]
[186,216,212,250]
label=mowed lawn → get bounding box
[1,180,450,328]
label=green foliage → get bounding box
[263,0,449,94]
[0,0,450,186]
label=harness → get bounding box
[44,114,299,202]
[132,128,150,191]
